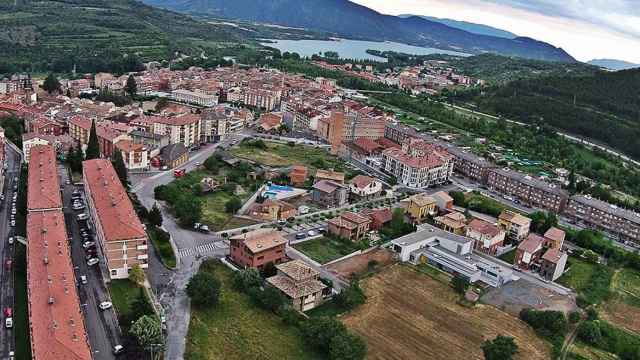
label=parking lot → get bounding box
[58,166,121,359]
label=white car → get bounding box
[5,317,12,329]
[8,237,13,245]
[77,213,88,221]
[10,220,15,227]
[80,275,87,285]
[86,258,99,266]
[99,301,112,310]
[307,230,317,237]
[113,345,124,355]
[82,241,96,249]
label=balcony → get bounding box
[137,245,148,251]
[137,254,149,260]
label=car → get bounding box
[4,308,11,317]
[277,220,286,226]
[82,241,95,249]
[113,345,124,355]
[86,258,99,266]
[5,260,11,270]
[195,162,202,166]
[295,233,306,240]
[77,213,88,221]
[99,301,112,310]
[65,180,71,185]
[73,204,85,211]
[80,275,87,285]
[8,237,13,245]
[11,208,16,215]
[0,194,4,201]
[5,317,12,329]
[10,220,15,227]
[307,230,316,237]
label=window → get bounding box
[257,256,264,261]
[111,270,117,276]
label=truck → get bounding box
[173,169,186,178]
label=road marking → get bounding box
[177,241,228,259]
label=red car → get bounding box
[4,260,11,270]
[4,308,11,317]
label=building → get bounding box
[515,233,545,270]
[446,147,496,184]
[68,115,92,145]
[390,225,514,287]
[248,198,297,222]
[381,138,454,188]
[266,260,327,312]
[314,169,345,184]
[311,180,349,208]
[406,193,437,224]
[22,132,56,163]
[487,168,569,213]
[27,145,62,212]
[564,195,640,245]
[83,159,148,279]
[115,140,149,170]
[160,143,188,168]
[229,229,288,271]
[151,114,201,147]
[348,175,383,201]
[171,89,218,107]
[466,218,506,255]
[498,210,531,242]
[362,208,393,231]
[540,248,568,281]
[327,212,371,241]
[200,111,228,143]
[243,88,280,111]
[384,122,419,145]
[431,191,454,212]
[543,227,565,250]
[26,211,92,360]
[258,112,283,133]
[288,165,308,187]
[434,211,467,235]
[317,111,387,154]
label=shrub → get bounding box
[481,335,518,360]
[568,311,581,324]
[186,272,221,307]
[334,281,366,311]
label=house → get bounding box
[259,112,283,133]
[515,233,545,270]
[540,248,569,281]
[289,165,308,187]
[327,212,371,241]
[434,211,467,235]
[229,229,288,271]
[543,227,566,250]
[406,193,437,224]
[311,180,349,208]
[266,260,327,312]
[466,218,506,255]
[431,191,454,212]
[362,208,393,230]
[349,175,383,201]
[160,143,188,168]
[248,198,297,222]
[115,140,148,170]
[314,169,345,184]
[498,210,531,242]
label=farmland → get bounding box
[231,140,346,172]
[341,264,551,360]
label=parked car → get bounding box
[113,345,124,355]
[5,260,11,270]
[8,237,13,245]
[80,275,87,285]
[82,241,96,249]
[295,233,306,240]
[99,301,112,310]
[307,230,317,237]
[10,220,15,227]
[77,213,88,221]
[86,258,99,266]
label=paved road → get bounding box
[58,166,121,359]
[0,145,20,360]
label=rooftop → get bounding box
[27,145,62,211]
[499,210,531,227]
[490,168,568,197]
[275,259,319,281]
[468,218,502,238]
[542,248,566,264]
[231,229,287,254]
[267,274,326,299]
[350,175,378,189]
[409,193,436,207]
[571,195,640,225]
[518,233,545,254]
[315,169,345,183]
[544,227,566,243]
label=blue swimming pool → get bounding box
[268,184,293,192]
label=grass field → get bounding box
[341,264,551,360]
[499,249,517,263]
[293,236,363,264]
[108,279,142,321]
[558,257,613,306]
[568,341,618,360]
[185,261,321,360]
[231,141,345,171]
[600,268,640,334]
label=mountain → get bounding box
[398,14,516,39]
[141,0,576,62]
[587,59,639,71]
[0,0,249,75]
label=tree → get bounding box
[451,276,469,295]
[329,331,367,360]
[260,285,287,312]
[481,335,518,360]
[129,288,154,322]
[186,271,221,307]
[225,197,242,214]
[334,281,366,310]
[129,264,145,285]
[301,317,347,352]
[42,73,61,94]
[125,74,138,97]
[577,321,602,345]
[111,149,129,188]
[232,268,262,290]
[129,315,164,359]
[85,119,100,160]
[148,203,163,227]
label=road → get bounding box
[58,166,121,360]
[0,144,20,360]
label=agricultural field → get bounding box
[185,261,320,360]
[341,264,551,360]
[600,267,640,334]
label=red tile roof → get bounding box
[542,248,564,264]
[544,227,565,243]
[468,218,502,238]
[352,137,382,154]
[350,175,377,189]
[27,211,92,360]
[68,115,91,131]
[153,113,200,126]
[83,159,146,241]
[518,233,545,254]
[28,145,62,211]
[115,139,144,153]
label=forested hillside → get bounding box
[450,68,640,159]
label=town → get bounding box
[0,53,639,360]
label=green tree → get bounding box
[42,73,61,94]
[129,264,145,285]
[334,281,366,310]
[148,203,163,227]
[111,149,129,188]
[260,285,287,312]
[130,288,154,322]
[577,321,602,345]
[329,331,367,360]
[129,315,164,359]
[232,268,262,290]
[125,74,138,97]
[225,197,242,214]
[481,335,518,360]
[85,119,100,160]
[186,271,221,307]
[451,276,469,295]
[301,317,347,352]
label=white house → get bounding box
[349,175,383,200]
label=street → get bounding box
[58,165,121,360]
[0,144,21,360]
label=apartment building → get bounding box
[384,122,419,145]
[115,139,149,170]
[27,145,62,212]
[229,229,288,271]
[171,89,218,107]
[446,147,496,184]
[200,111,228,143]
[151,113,201,148]
[68,115,92,145]
[83,159,148,279]
[565,195,640,244]
[317,111,387,154]
[498,210,531,242]
[381,138,454,189]
[487,168,569,213]
[22,133,56,163]
[243,88,280,111]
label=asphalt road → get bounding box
[0,145,20,360]
[58,165,121,360]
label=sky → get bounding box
[351,0,640,64]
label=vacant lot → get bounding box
[326,247,396,280]
[231,141,344,170]
[558,257,613,306]
[341,264,550,360]
[482,279,576,316]
[293,236,363,264]
[601,268,640,334]
[185,261,320,360]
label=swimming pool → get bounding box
[268,184,293,192]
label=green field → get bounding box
[185,261,321,360]
[231,141,346,172]
[108,279,143,321]
[558,257,614,306]
[499,250,517,264]
[293,236,363,264]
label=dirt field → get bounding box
[325,248,396,281]
[601,299,640,334]
[482,279,577,316]
[341,264,551,360]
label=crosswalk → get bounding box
[178,241,229,259]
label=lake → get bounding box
[261,38,469,62]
